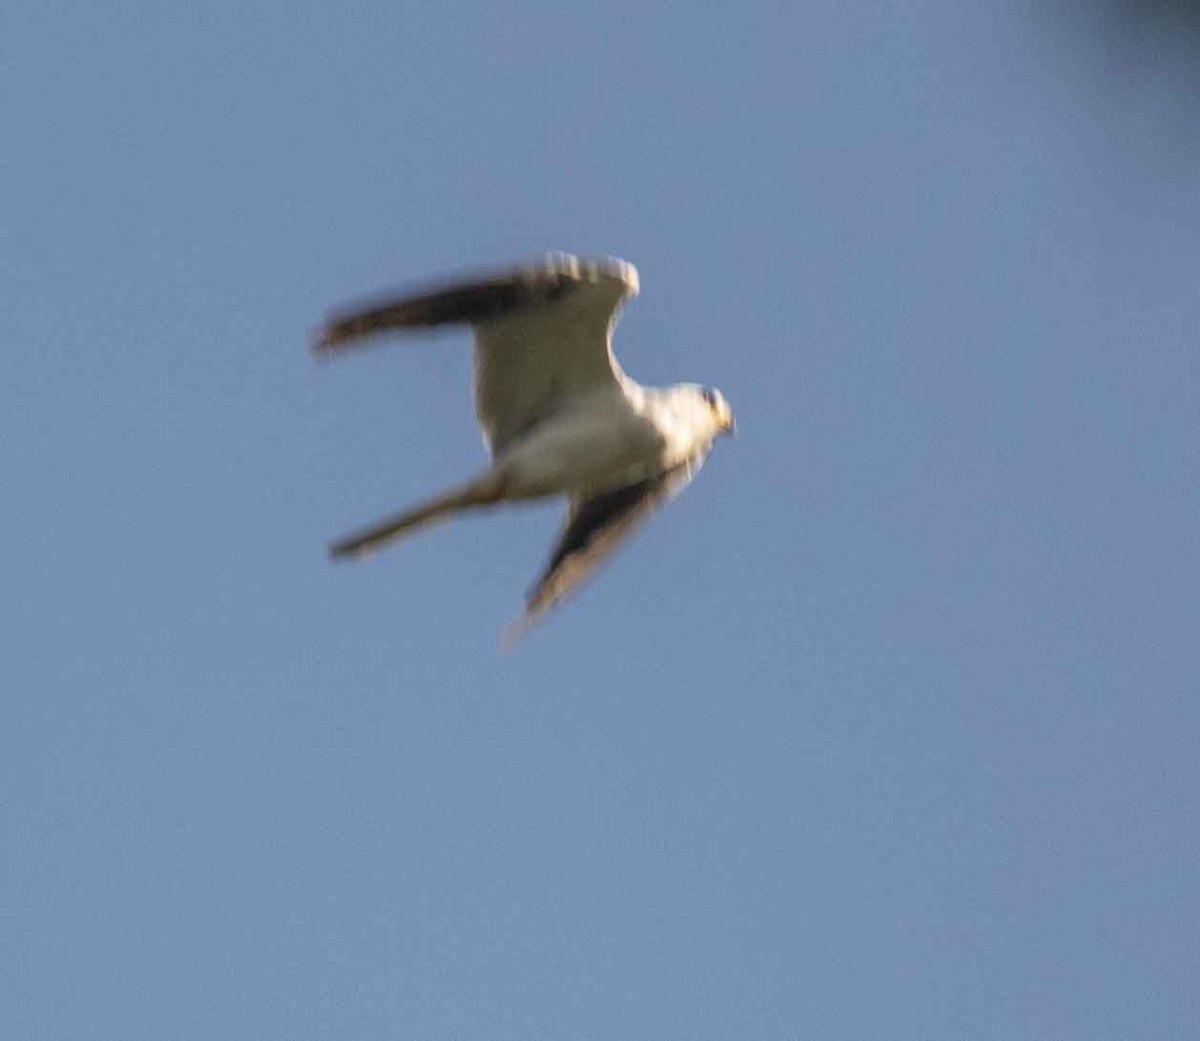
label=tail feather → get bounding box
[329,473,504,560]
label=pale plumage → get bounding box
[314,253,734,639]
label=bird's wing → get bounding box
[313,253,639,453]
[504,461,701,645]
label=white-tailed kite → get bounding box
[314,253,734,640]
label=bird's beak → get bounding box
[722,407,736,438]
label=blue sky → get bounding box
[3,3,1197,1039]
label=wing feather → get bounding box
[313,263,581,353]
[312,254,639,454]
[504,461,699,644]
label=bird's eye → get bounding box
[702,387,720,411]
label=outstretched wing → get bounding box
[313,253,639,453]
[504,461,701,645]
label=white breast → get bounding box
[494,387,667,499]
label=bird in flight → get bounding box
[314,253,735,641]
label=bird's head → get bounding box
[700,386,736,438]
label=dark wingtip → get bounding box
[311,326,335,358]
[311,319,361,358]
[500,614,534,653]
[327,533,365,560]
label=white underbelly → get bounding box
[495,394,664,499]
